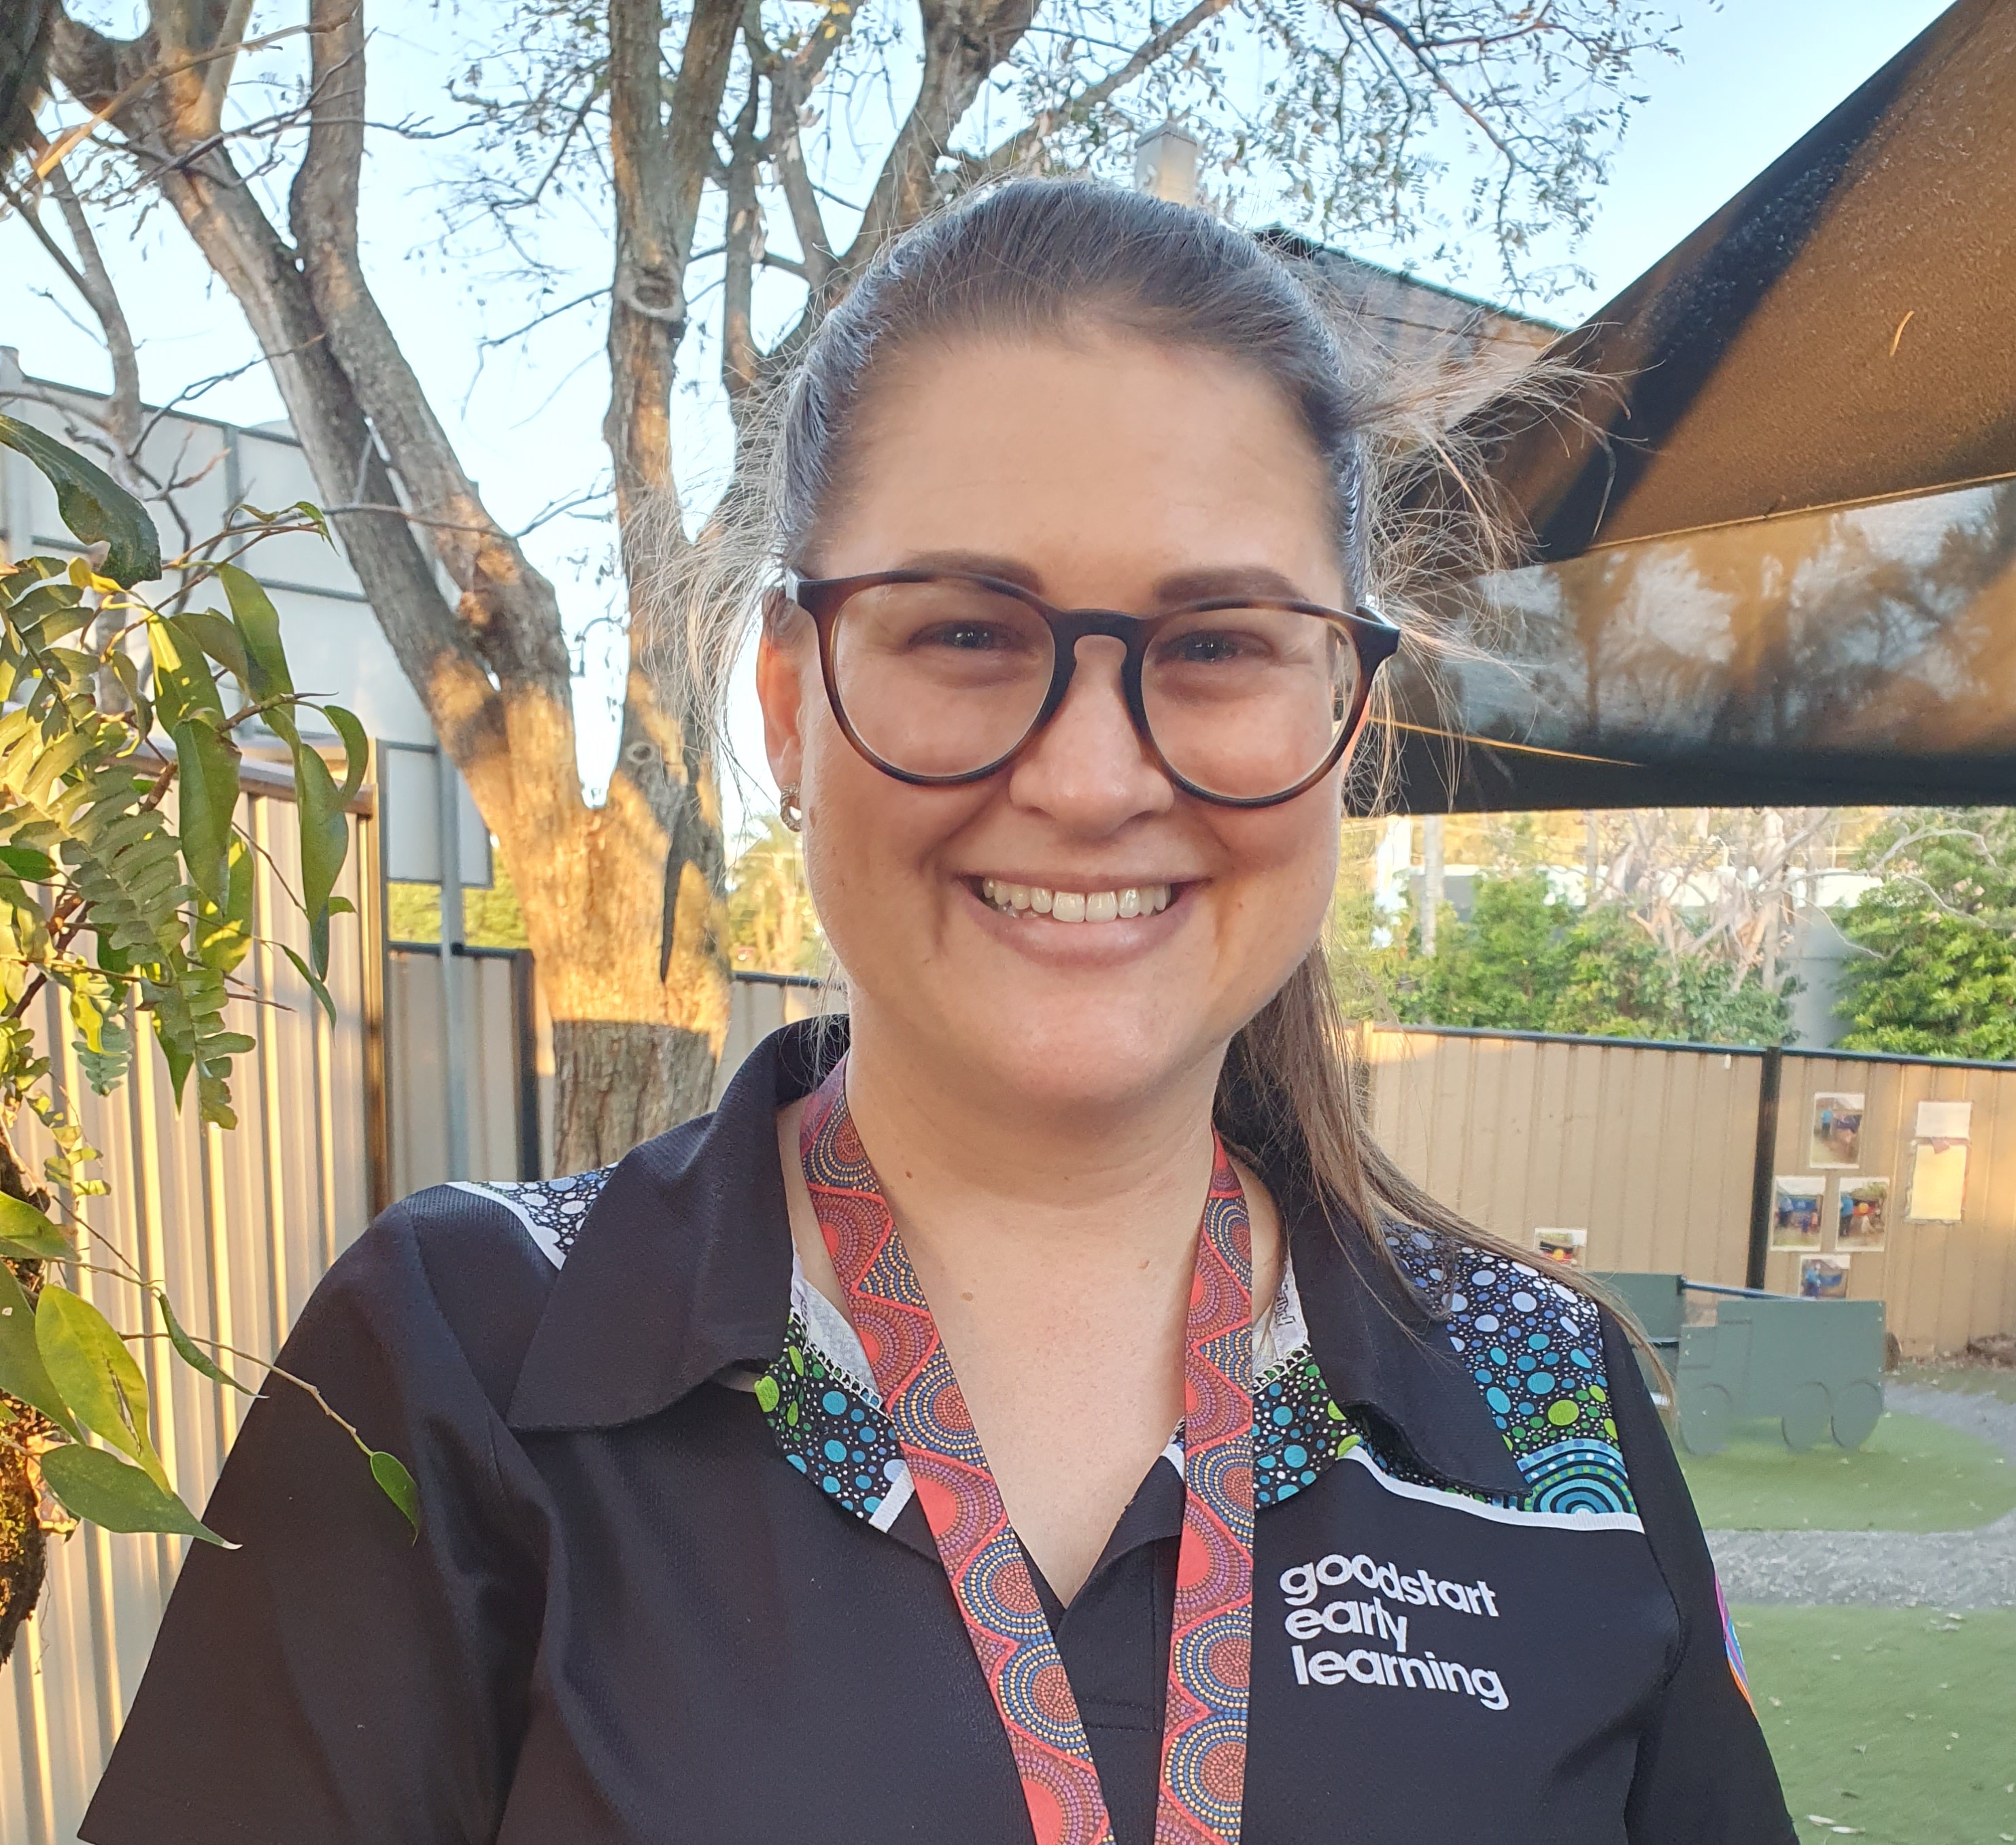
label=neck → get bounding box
[840,1004,1227,1281]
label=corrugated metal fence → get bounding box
[1366,1025,2016,1354]
[3,780,377,1845]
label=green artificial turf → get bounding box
[1734,1606,2016,1845]
[1677,1411,2016,1533]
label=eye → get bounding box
[1157,627,1266,666]
[919,622,1014,652]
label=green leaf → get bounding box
[175,610,250,687]
[105,648,154,734]
[39,1441,232,1546]
[35,1283,169,1489]
[0,1194,79,1264]
[281,943,338,1026]
[369,1448,421,1540]
[219,566,296,740]
[0,844,56,880]
[0,1261,84,1438]
[194,838,254,975]
[0,414,161,587]
[324,705,369,805]
[171,718,241,906]
[149,617,226,732]
[156,1289,254,1395]
[292,743,349,978]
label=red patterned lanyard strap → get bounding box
[800,1058,1256,1845]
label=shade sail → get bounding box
[1379,0,2016,812]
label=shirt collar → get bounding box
[506,1018,1528,1498]
[506,1020,838,1432]
[1285,1199,1529,1497]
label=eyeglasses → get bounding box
[785,570,1401,809]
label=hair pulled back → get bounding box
[681,177,1573,1296]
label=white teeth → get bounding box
[980,881,1175,922]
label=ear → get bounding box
[755,594,810,793]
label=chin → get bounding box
[951,1004,1207,1116]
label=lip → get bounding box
[956,875,1193,965]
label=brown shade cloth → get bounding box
[1367,0,2016,811]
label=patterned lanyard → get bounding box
[799,1059,1255,1845]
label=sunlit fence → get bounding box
[1367,1024,2016,1354]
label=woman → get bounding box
[84,182,1793,1844]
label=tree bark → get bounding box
[50,6,733,1169]
[0,1125,54,1670]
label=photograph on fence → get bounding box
[1808,1092,1865,1169]
[1533,1227,1587,1267]
[1836,1178,1890,1252]
[1772,1177,1827,1251]
[1800,1254,1852,1300]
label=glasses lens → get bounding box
[829,578,1055,778]
[1140,607,1361,800]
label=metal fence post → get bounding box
[1745,1043,1785,1290]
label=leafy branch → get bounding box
[0,417,415,1661]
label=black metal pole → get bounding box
[1745,1044,1784,1290]
[511,948,543,1181]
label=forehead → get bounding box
[817,330,1345,602]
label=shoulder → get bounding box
[302,1168,617,1419]
[1381,1224,1643,1519]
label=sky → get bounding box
[0,0,1958,835]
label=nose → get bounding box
[1004,634,1174,830]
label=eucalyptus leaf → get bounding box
[325,705,369,805]
[0,414,161,588]
[175,610,250,686]
[281,944,338,1026]
[219,566,295,739]
[39,1441,232,1545]
[149,617,226,730]
[156,1288,254,1395]
[0,1193,79,1264]
[292,742,349,978]
[172,717,241,906]
[35,1283,169,1489]
[0,1260,83,1438]
[369,1448,421,1540]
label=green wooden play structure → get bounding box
[1592,1273,1887,1457]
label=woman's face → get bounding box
[757,330,1350,1119]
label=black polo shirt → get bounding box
[84,1022,1794,1844]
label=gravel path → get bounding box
[1705,1383,2016,1608]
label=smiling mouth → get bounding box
[978,877,1176,922]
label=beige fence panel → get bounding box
[1365,1027,1763,1286]
[1365,1027,2016,1356]
[711,973,827,1106]
[1765,1053,2016,1356]
[386,948,530,1195]
[1,787,378,1845]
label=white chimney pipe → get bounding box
[1133,123,1201,207]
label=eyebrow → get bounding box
[887,552,1320,608]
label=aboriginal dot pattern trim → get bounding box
[1382,1228,1638,1519]
[755,1311,909,1519]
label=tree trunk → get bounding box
[49,10,734,1177]
[0,1122,54,1670]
